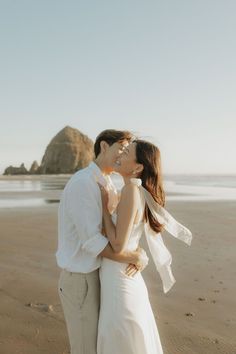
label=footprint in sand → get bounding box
[185,312,195,317]
[198,297,206,301]
[211,300,217,304]
[25,303,54,313]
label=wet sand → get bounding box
[0,194,236,353]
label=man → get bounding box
[56,129,148,354]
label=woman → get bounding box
[97,140,192,354]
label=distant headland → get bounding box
[3,126,94,175]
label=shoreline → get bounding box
[1,175,236,203]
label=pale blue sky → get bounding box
[1,0,235,174]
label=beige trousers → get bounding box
[58,269,100,354]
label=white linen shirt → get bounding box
[56,162,118,273]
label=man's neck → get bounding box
[94,159,111,175]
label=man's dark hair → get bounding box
[94,129,133,158]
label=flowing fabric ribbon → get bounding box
[130,178,193,293]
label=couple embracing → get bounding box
[56,129,192,354]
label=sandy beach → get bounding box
[0,179,236,354]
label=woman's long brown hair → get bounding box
[134,140,165,233]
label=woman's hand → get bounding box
[97,183,109,213]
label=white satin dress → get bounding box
[97,183,164,354]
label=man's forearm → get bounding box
[99,243,136,264]
[103,211,117,247]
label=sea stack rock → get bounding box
[29,160,39,174]
[39,126,94,174]
[3,163,28,175]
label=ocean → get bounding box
[0,174,235,208]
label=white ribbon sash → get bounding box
[131,178,193,293]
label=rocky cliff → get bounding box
[38,126,94,174]
[3,126,94,175]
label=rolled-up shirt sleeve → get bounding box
[66,177,109,258]
[82,233,108,256]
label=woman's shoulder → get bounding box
[120,179,141,199]
[130,178,142,186]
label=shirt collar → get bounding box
[88,161,108,186]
